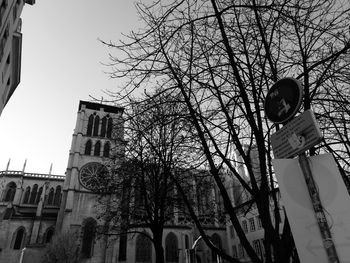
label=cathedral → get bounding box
[0,100,228,263]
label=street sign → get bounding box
[264,78,303,124]
[270,110,322,159]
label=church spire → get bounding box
[49,163,53,175]
[6,158,10,171]
[22,159,27,173]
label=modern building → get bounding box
[0,100,227,263]
[0,0,35,116]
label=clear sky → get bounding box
[0,0,141,175]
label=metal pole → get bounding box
[298,153,340,263]
[19,247,26,263]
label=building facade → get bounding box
[0,0,35,116]
[0,169,64,262]
[0,100,227,263]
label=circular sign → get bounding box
[264,78,303,124]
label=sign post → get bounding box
[298,153,339,263]
[265,78,340,263]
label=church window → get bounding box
[35,186,43,204]
[47,187,54,205]
[94,141,101,156]
[101,116,107,137]
[29,184,38,204]
[103,142,110,157]
[249,217,256,232]
[85,140,92,155]
[93,115,100,136]
[242,220,248,233]
[43,227,54,243]
[165,232,178,263]
[79,162,108,191]
[118,233,127,261]
[87,115,94,136]
[135,233,152,263]
[107,118,113,138]
[54,186,62,206]
[81,218,96,258]
[2,182,16,202]
[11,227,26,250]
[211,233,222,262]
[23,186,31,204]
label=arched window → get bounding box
[2,182,16,202]
[53,186,62,206]
[35,186,43,204]
[94,141,101,156]
[81,218,96,258]
[211,233,222,262]
[43,227,54,243]
[29,184,38,204]
[23,186,31,204]
[103,142,110,158]
[93,115,100,136]
[87,114,94,136]
[11,227,26,250]
[165,232,178,263]
[101,116,107,137]
[107,118,113,138]
[84,140,92,155]
[47,187,55,205]
[135,233,152,263]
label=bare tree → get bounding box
[41,232,79,263]
[96,91,199,263]
[102,0,350,262]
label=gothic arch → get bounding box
[103,142,110,157]
[81,218,97,259]
[165,232,178,263]
[101,116,107,137]
[43,226,55,244]
[35,186,43,204]
[93,115,100,136]
[23,186,31,204]
[107,117,113,138]
[47,187,55,205]
[135,233,152,263]
[2,182,16,202]
[94,141,101,156]
[53,185,62,206]
[87,114,94,136]
[11,226,26,250]
[29,184,38,204]
[84,140,92,155]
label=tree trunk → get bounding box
[153,228,165,263]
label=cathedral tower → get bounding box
[56,101,124,260]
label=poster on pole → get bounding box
[273,154,350,263]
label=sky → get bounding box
[0,0,143,175]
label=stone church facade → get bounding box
[0,100,227,263]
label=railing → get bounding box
[0,170,65,180]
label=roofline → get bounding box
[79,100,124,114]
